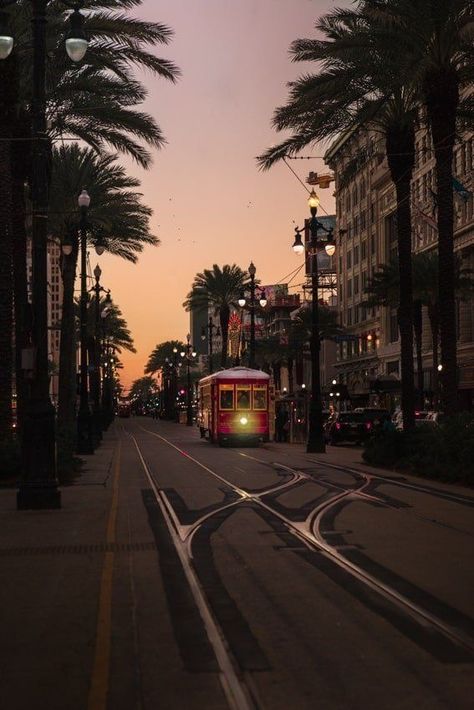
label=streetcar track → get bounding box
[131,432,257,710]
[237,450,474,536]
[137,425,474,657]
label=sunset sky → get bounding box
[99,0,345,390]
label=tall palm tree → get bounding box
[48,145,156,465]
[365,252,474,406]
[145,341,186,374]
[1,0,179,439]
[361,0,474,412]
[258,6,419,430]
[183,265,248,368]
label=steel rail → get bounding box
[138,426,474,656]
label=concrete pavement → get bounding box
[0,420,472,710]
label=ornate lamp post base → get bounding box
[77,408,94,455]
[17,399,60,509]
[17,481,61,510]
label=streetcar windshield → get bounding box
[219,386,234,410]
[236,387,251,410]
[253,387,267,410]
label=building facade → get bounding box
[325,122,474,409]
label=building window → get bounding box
[360,178,366,200]
[370,202,376,223]
[389,310,398,343]
[353,215,359,236]
[347,250,352,269]
[387,360,399,377]
[371,233,376,255]
[361,240,367,260]
[354,304,359,323]
[360,209,367,232]
[354,275,359,295]
[347,279,352,297]
[362,271,367,290]
[347,307,353,326]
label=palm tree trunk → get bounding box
[0,139,13,441]
[386,125,416,431]
[0,54,18,441]
[57,238,79,469]
[12,178,31,434]
[428,303,440,410]
[424,69,459,414]
[288,357,294,395]
[413,300,424,408]
[11,106,31,435]
[219,305,230,368]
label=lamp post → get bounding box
[77,189,94,454]
[238,262,267,369]
[292,189,336,454]
[201,316,220,375]
[180,334,196,426]
[2,1,89,508]
[100,295,113,429]
[91,264,110,442]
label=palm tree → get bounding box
[145,341,187,374]
[1,0,179,439]
[183,265,248,368]
[364,259,425,404]
[48,145,157,466]
[129,376,158,412]
[258,6,419,429]
[362,0,474,412]
[366,252,474,407]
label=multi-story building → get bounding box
[325,122,474,409]
[27,239,63,405]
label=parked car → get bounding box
[354,407,391,430]
[325,411,375,445]
[393,410,431,430]
[425,411,445,426]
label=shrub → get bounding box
[363,414,474,485]
[0,438,21,481]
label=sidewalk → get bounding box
[0,425,226,710]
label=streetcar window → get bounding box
[219,386,234,410]
[236,386,251,410]
[253,387,267,410]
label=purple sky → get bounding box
[100,0,346,388]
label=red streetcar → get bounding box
[198,367,270,446]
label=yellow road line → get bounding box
[88,441,121,710]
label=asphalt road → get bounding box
[115,417,474,710]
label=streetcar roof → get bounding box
[199,367,270,384]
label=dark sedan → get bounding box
[325,411,371,445]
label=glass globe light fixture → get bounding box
[78,189,90,208]
[308,189,320,210]
[65,8,88,63]
[0,35,13,60]
[238,291,246,308]
[325,241,336,256]
[292,229,305,255]
[259,290,267,308]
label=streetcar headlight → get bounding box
[239,417,248,426]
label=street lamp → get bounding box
[181,333,196,426]
[201,316,220,375]
[100,293,113,429]
[293,190,336,454]
[239,262,267,369]
[4,0,89,508]
[91,264,110,441]
[77,189,94,454]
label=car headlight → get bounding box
[239,417,248,426]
